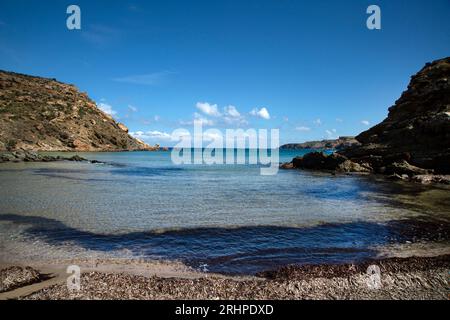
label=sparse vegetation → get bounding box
[5,139,17,151]
[0,70,153,151]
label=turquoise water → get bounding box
[0,150,449,274]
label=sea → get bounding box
[0,149,449,274]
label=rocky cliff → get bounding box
[283,57,450,183]
[341,57,450,174]
[0,70,154,151]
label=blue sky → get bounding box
[1,0,449,146]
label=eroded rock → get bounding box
[0,151,98,164]
[291,152,370,173]
[0,266,43,293]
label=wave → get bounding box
[1,213,448,275]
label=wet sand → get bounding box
[1,255,448,300]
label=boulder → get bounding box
[291,152,370,173]
[388,173,410,181]
[118,123,129,133]
[411,175,450,185]
[385,160,430,177]
[279,162,294,169]
[336,160,371,173]
[67,155,87,162]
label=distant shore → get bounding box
[1,255,448,300]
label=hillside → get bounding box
[0,70,154,151]
[281,136,358,151]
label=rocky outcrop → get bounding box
[341,57,450,174]
[281,136,358,151]
[0,150,101,164]
[0,70,156,151]
[282,58,450,184]
[0,266,43,293]
[117,123,129,133]
[288,152,371,173]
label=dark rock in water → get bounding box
[292,152,347,170]
[0,151,94,164]
[411,174,450,185]
[279,162,294,169]
[67,155,87,162]
[291,152,371,173]
[292,152,345,170]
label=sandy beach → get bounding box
[1,255,448,300]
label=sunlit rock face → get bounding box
[341,57,450,174]
[0,70,152,151]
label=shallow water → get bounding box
[0,150,449,274]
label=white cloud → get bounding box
[313,118,322,125]
[201,131,223,142]
[130,130,173,141]
[113,71,174,86]
[295,126,311,132]
[325,129,338,139]
[128,5,139,11]
[336,118,343,123]
[222,105,248,126]
[223,116,248,126]
[97,102,117,117]
[82,24,122,47]
[196,102,221,117]
[184,103,248,127]
[194,113,215,126]
[250,107,270,120]
[154,115,161,121]
[194,118,215,126]
[128,105,138,112]
[223,105,240,118]
[179,113,216,126]
[361,120,370,126]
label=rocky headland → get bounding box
[281,57,450,184]
[281,136,358,151]
[0,70,158,152]
[0,150,103,164]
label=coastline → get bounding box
[1,254,448,300]
[1,150,449,299]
